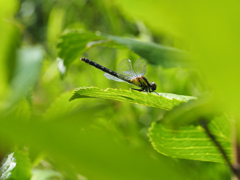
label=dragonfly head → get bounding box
[150,82,157,91]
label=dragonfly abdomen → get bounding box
[80,58,128,81]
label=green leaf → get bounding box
[56,30,100,77]
[0,114,188,180]
[148,116,233,163]
[9,46,43,105]
[0,0,18,99]
[47,6,65,57]
[31,169,62,180]
[56,30,189,77]
[0,151,31,180]
[43,91,80,121]
[69,87,196,110]
[105,35,189,67]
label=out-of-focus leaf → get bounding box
[43,91,79,121]
[0,0,18,100]
[105,35,189,67]
[47,6,65,57]
[0,118,187,180]
[149,116,233,163]
[0,151,31,180]
[56,30,189,77]
[10,98,32,121]
[114,1,181,35]
[9,46,43,104]
[160,98,218,126]
[70,87,196,110]
[31,169,62,180]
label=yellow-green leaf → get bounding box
[148,116,233,163]
[70,87,196,110]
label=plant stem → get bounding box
[200,119,239,179]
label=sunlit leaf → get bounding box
[0,153,16,179]
[148,116,233,163]
[70,87,196,110]
[47,6,65,57]
[31,169,62,180]
[0,0,18,100]
[0,151,31,180]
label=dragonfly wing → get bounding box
[104,73,125,82]
[133,58,147,77]
[117,59,137,79]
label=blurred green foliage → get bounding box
[0,0,238,179]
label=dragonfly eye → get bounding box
[150,82,157,91]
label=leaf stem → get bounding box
[199,119,239,178]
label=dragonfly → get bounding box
[80,57,157,93]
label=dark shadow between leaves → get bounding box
[69,94,93,101]
[118,95,134,101]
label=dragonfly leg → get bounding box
[137,79,148,92]
[148,88,159,95]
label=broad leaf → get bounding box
[57,30,189,77]
[105,35,189,67]
[148,116,233,163]
[70,87,196,110]
[56,30,100,68]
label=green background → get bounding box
[0,0,239,179]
